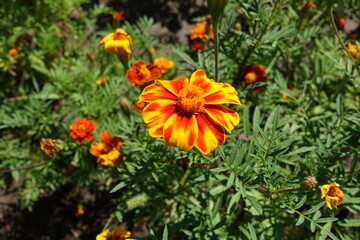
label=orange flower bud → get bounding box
[8,48,19,59]
[153,57,174,73]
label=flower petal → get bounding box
[204,84,241,105]
[195,114,225,154]
[99,33,115,46]
[163,114,198,151]
[104,40,132,54]
[155,77,188,97]
[142,100,176,137]
[139,84,177,102]
[204,105,240,132]
[99,131,113,143]
[189,70,223,96]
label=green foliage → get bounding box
[0,0,359,239]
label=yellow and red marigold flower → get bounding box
[99,28,133,55]
[8,48,19,59]
[321,182,344,209]
[139,69,241,154]
[90,130,124,167]
[40,138,62,158]
[241,64,267,93]
[112,11,126,21]
[70,118,96,143]
[126,61,162,86]
[96,226,133,240]
[153,57,174,74]
[348,43,360,58]
[132,100,145,112]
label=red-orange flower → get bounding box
[336,17,346,30]
[139,70,241,154]
[112,11,126,21]
[126,61,162,86]
[90,131,124,167]
[132,100,145,112]
[153,57,174,74]
[75,207,85,217]
[8,48,19,59]
[190,15,213,51]
[96,77,110,85]
[190,39,205,51]
[69,118,96,143]
[241,64,267,93]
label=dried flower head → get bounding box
[40,138,62,158]
[126,61,162,86]
[139,69,241,154]
[69,118,96,143]
[321,182,344,209]
[300,176,318,191]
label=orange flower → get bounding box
[132,100,145,112]
[190,39,205,51]
[90,130,124,167]
[75,207,85,216]
[96,226,134,240]
[8,48,19,58]
[241,65,267,93]
[153,57,174,73]
[281,87,301,99]
[112,11,126,21]
[321,182,344,209]
[40,138,62,158]
[348,43,360,58]
[96,77,110,85]
[301,1,316,10]
[99,28,133,55]
[139,69,241,154]
[69,118,96,143]
[126,61,162,86]
[190,15,214,40]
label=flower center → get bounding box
[176,84,205,117]
[244,72,257,84]
[138,65,151,80]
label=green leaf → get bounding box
[110,182,126,193]
[162,225,168,240]
[294,196,307,209]
[248,223,258,240]
[286,147,318,156]
[172,48,200,68]
[303,202,325,215]
[315,217,338,223]
[247,196,263,215]
[338,219,360,227]
[209,185,228,196]
[295,215,305,226]
[227,190,242,215]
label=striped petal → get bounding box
[139,84,177,102]
[142,100,176,137]
[195,114,225,154]
[155,77,188,97]
[163,114,198,151]
[204,83,241,105]
[189,70,223,97]
[204,105,240,132]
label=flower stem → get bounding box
[213,16,220,82]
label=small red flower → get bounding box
[112,11,126,21]
[241,65,267,93]
[126,61,162,86]
[190,39,205,51]
[69,118,96,143]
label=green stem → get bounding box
[102,214,114,232]
[213,16,220,82]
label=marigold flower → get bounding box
[321,182,344,209]
[153,57,174,73]
[40,138,62,158]
[132,100,145,112]
[126,61,162,86]
[96,77,110,85]
[75,207,85,216]
[348,43,360,59]
[336,17,346,30]
[112,11,126,21]
[96,226,133,240]
[190,15,214,40]
[281,87,301,99]
[69,118,96,143]
[99,28,133,55]
[90,130,124,167]
[8,48,19,59]
[241,64,267,93]
[139,69,241,154]
[190,39,205,51]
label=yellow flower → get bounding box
[139,69,241,154]
[96,226,134,240]
[321,182,344,209]
[99,28,133,55]
[96,77,110,85]
[348,43,360,58]
[153,57,174,73]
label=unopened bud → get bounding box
[300,176,318,191]
[207,0,228,17]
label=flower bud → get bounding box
[207,0,228,17]
[300,176,318,191]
